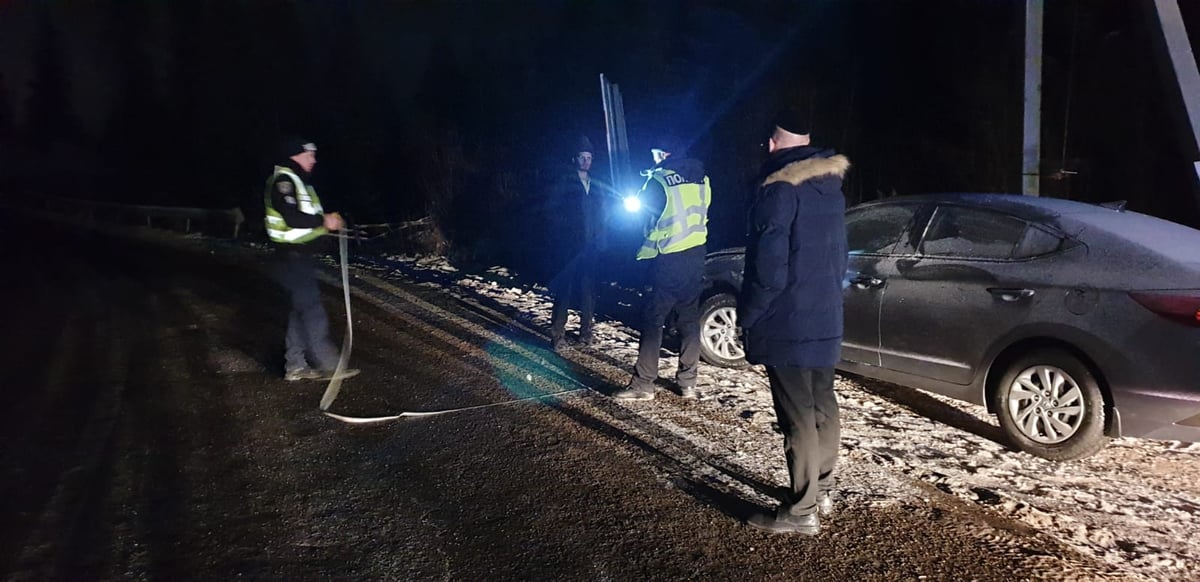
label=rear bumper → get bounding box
[1112,388,1200,442]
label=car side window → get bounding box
[1013,225,1063,258]
[846,204,918,255]
[919,206,1027,260]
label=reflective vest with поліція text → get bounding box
[263,165,327,244]
[636,168,710,260]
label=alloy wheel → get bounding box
[702,306,744,361]
[1005,365,1086,444]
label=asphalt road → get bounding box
[1,221,1112,580]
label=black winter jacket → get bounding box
[739,146,850,368]
[548,170,607,268]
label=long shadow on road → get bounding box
[350,271,793,519]
[843,372,1015,451]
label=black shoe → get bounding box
[818,491,834,516]
[746,511,819,535]
[612,386,655,401]
[677,385,697,399]
[578,333,594,347]
[550,337,566,353]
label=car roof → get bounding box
[852,193,1116,223]
[856,193,1200,264]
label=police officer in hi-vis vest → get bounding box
[613,139,711,401]
[264,137,359,382]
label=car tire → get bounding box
[993,348,1108,461]
[699,293,748,368]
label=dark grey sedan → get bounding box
[699,194,1200,460]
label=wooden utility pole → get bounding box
[1022,0,1044,196]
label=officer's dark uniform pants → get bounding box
[277,249,339,372]
[632,245,705,390]
[550,250,597,342]
[765,366,840,516]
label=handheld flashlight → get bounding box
[623,195,642,213]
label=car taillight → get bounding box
[1129,291,1200,327]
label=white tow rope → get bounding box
[318,233,354,411]
[323,389,590,424]
[317,232,589,424]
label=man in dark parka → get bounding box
[740,110,850,535]
[548,136,606,351]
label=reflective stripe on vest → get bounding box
[263,166,327,244]
[637,170,710,260]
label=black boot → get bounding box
[746,510,819,535]
[613,379,655,401]
[612,387,654,401]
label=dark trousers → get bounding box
[632,245,705,390]
[550,251,596,342]
[276,249,339,372]
[766,366,840,516]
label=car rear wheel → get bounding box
[699,293,748,368]
[994,348,1108,461]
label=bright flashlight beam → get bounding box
[623,196,642,213]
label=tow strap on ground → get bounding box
[316,231,591,424]
[323,388,591,424]
[318,233,355,412]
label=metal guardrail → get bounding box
[40,197,245,238]
[27,197,442,250]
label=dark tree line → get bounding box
[1,0,1197,277]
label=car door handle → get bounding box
[851,275,885,290]
[988,288,1035,302]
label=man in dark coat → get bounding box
[548,136,606,351]
[739,110,850,535]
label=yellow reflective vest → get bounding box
[636,168,710,260]
[263,166,328,244]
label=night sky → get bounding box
[1,1,1198,267]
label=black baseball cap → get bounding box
[278,137,317,159]
[774,108,812,136]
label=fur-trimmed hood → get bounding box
[763,152,850,187]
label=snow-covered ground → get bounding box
[357,252,1200,582]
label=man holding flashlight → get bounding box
[613,139,711,401]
